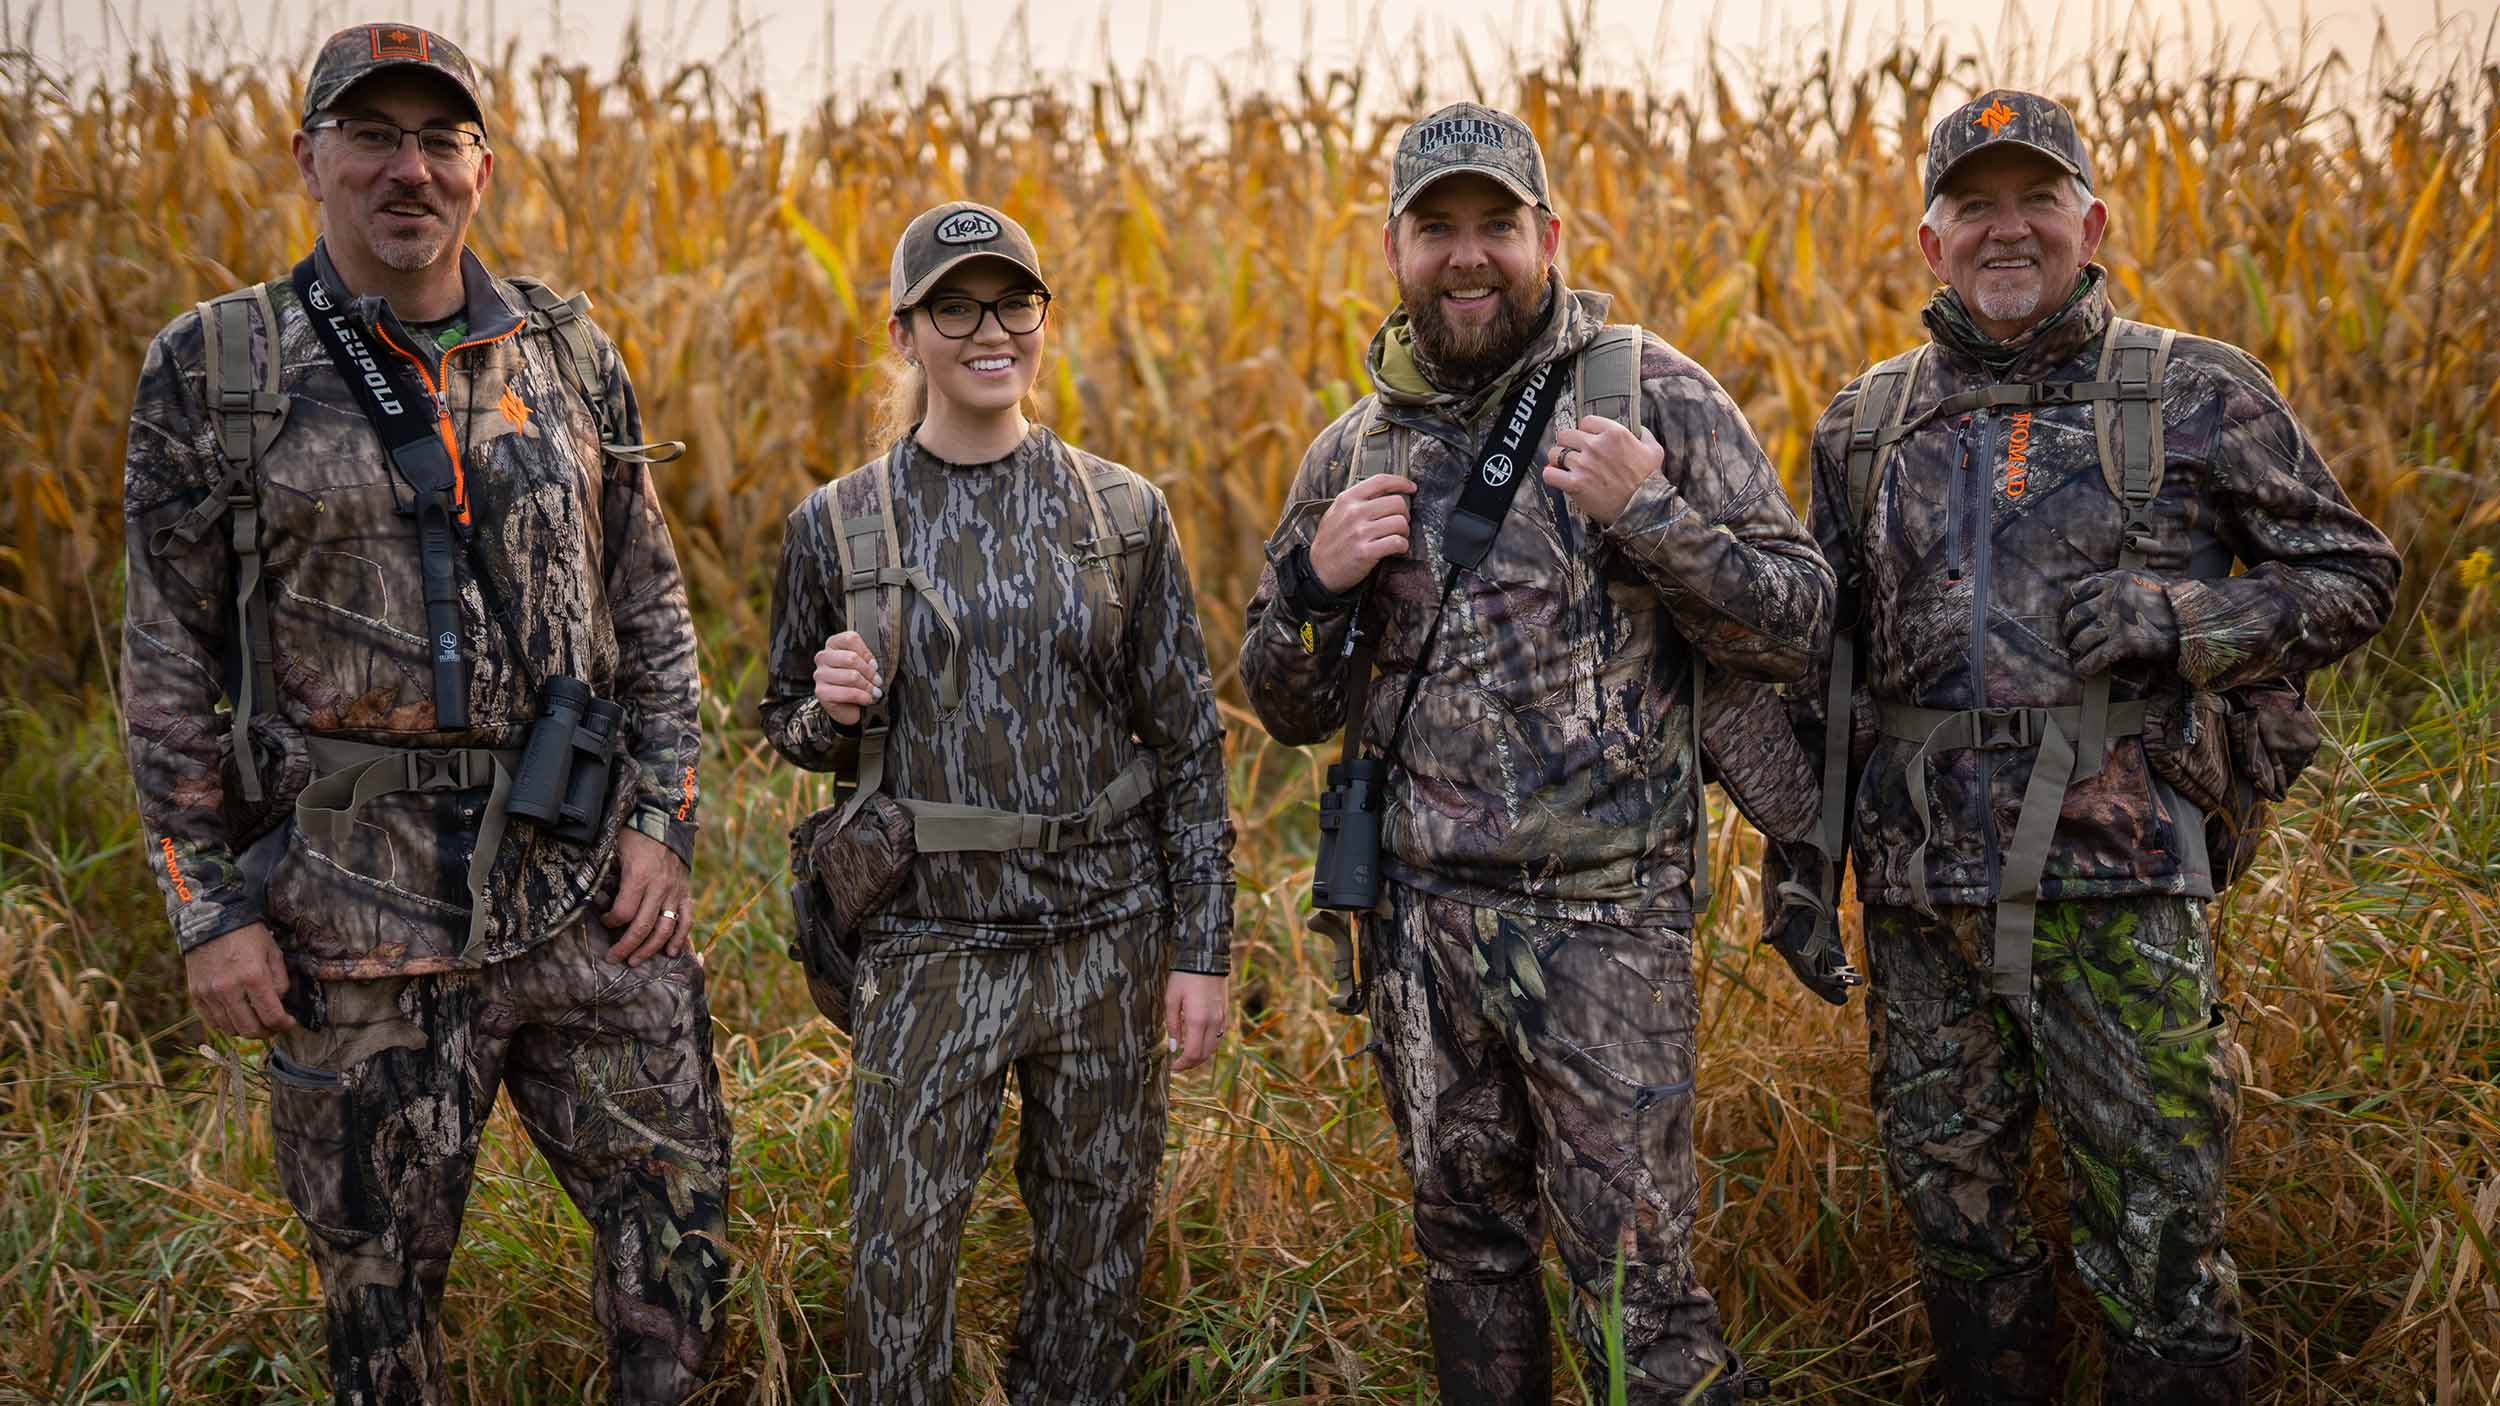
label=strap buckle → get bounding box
[2034,382,2079,404]
[1975,707,2036,750]
[1032,816,1064,851]
[408,749,471,791]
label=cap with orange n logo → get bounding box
[1923,89,2092,208]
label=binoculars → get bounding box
[508,675,624,846]
[1312,758,1386,912]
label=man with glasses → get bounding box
[118,24,728,1403]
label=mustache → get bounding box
[374,186,442,212]
[1979,241,2043,261]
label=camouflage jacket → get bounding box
[1240,282,1834,928]
[1786,272,2399,909]
[761,429,1235,974]
[121,244,704,976]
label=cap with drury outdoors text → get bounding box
[302,23,486,131]
[889,202,1049,315]
[1388,102,1551,219]
[1924,90,2094,208]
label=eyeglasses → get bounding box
[918,290,1051,339]
[307,117,488,166]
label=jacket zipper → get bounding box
[1969,408,2001,896]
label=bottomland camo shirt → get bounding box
[762,428,1235,974]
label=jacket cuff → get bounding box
[1169,881,1233,976]
[628,803,696,867]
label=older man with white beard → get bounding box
[1772,89,2398,1404]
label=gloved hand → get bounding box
[1767,882,1861,1007]
[2062,570,2180,677]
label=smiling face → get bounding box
[1919,145,2106,340]
[292,69,490,281]
[1384,172,1559,383]
[888,258,1046,420]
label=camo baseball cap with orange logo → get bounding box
[1923,89,2092,207]
[301,23,486,131]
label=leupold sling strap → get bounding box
[291,256,478,728]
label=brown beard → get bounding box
[1399,263,1548,388]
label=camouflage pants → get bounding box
[1866,896,2244,1361]
[1365,885,1741,1402]
[846,918,1169,1405]
[265,920,733,1406]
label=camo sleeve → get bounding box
[591,338,705,866]
[1123,484,1237,974]
[2162,346,2401,690]
[1238,405,1367,746]
[760,485,861,775]
[1599,343,1835,683]
[119,317,258,953]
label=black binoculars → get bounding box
[508,675,624,846]
[1312,758,1386,912]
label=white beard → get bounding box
[1974,281,2044,323]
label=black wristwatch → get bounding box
[1278,543,1357,617]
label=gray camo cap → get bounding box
[1388,102,1551,219]
[889,201,1049,315]
[302,22,485,130]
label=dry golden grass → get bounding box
[0,20,2495,1406]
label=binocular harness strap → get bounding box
[297,736,525,952]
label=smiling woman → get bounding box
[757,200,1238,1399]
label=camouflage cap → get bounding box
[1388,102,1551,220]
[1924,90,2093,208]
[889,201,1049,315]
[302,22,486,130]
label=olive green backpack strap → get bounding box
[506,276,686,466]
[2073,319,2177,778]
[1572,325,1720,911]
[827,445,966,829]
[1812,344,1929,916]
[153,284,290,806]
[1065,437,1155,617]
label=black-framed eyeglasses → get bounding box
[918,290,1051,339]
[307,117,488,166]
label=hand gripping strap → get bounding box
[2076,320,2176,779]
[508,276,686,466]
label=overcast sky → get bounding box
[22,0,2492,111]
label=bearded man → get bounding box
[1775,90,2397,1403]
[1240,102,1832,1404]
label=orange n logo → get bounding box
[1974,99,2018,135]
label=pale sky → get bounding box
[22,0,2494,113]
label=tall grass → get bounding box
[1,13,2495,1405]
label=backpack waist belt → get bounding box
[896,753,1158,854]
[296,736,526,951]
[1876,698,2149,998]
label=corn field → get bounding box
[1,18,2496,1405]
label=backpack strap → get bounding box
[1807,344,1929,929]
[1572,325,1722,912]
[2074,319,2176,777]
[1069,442,1155,615]
[506,276,687,466]
[156,285,291,806]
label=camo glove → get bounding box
[2062,570,2180,677]
[1766,839,1859,1007]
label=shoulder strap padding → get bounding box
[506,275,685,465]
[173,283,292,804]
[1842,344,1931,546]
[1574,324,1644,428]
[1074,453,1155,612]
[2091,319,2177,515]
